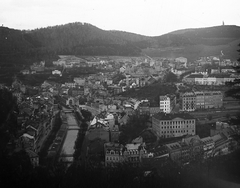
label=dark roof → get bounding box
[152,112,195,121]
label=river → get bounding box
[59,112,79,162]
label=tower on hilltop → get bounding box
[222,21,225,26]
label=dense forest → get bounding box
[1,23,240,66]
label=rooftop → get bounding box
[152,112,195,121]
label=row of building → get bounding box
[180,90,223,111]
[102,122,239,167]
[183,73,238,85]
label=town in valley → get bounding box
[1,52,240,186]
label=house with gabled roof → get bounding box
[201,136,214,159]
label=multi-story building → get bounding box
[104,143,124,167]
[159,95,176,114]
[180,92,196,111]
[152,113,196,138]
[201,136,214,159]
[104,142,147,167]
[195,91,205,109]
[138,101,150,115]
[184,73,236,85]
[180,91,223,111]
[165,142,182,163]
[166,135,203,164]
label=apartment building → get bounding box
[159,95,176,114]
[184,73,236,85]
[180,91,223,111]
[152,113,196,138]
[104,142,147,167]
[181,92,196,111]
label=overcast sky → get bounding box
[1,0,239,36]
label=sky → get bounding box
[1,0,239,36]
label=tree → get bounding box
[0,88,19,154]
[164,71,178,83]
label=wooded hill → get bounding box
[1,23,240,64]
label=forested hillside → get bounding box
[1,23,240,65]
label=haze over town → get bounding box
[1,0,240,36]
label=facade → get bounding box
[110,124,120,142]
[152,113,196,138]
[166,135,203,164]
[212,133,229,156]
[104,142,148,167]
[175,57,187,64]
[123,143,148,166]
[183,135,203,160]
[165,142,182,163]
[104,143,124,167]
[201,136,214,159]
[138,101,150,115]
[181,92,196,111]
[180,91,223,111]
[195,91,205,109]
[184,73,236,85]
[52,70,62,76]
[149,107,161,116]
[159,95,176,114]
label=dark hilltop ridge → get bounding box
[0,22,240,64]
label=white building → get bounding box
[175,57,187,66]
[159,95,176,114]
[52,70,62,76]
[74,77,85,86]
